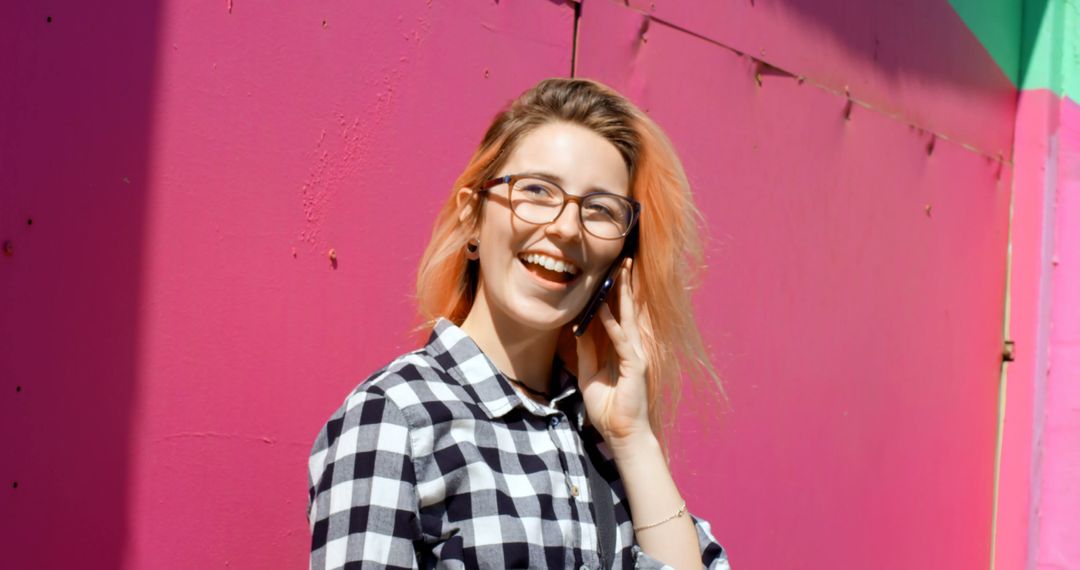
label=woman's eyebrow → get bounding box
[518,170,617,195]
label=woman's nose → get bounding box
[545,202,584,241]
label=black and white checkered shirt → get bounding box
[308,318,729,569]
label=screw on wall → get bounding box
[27,217,33,226]
[926,134,936,156]
[483,68,490,79]
[3,240,12,257]
[328,248,338,269]
[842,88,854,121]
[924,204,933,218]
[16,385,21,393]
[322,19,328,29]
[46,15,52,23]
[1002,340,1016,362]
[12,482,17,489]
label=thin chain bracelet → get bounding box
[632,500,688,531]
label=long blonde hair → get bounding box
[415,78,721,441]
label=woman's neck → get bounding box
[459,295,561,398]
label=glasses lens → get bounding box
[582,194,632,239]
[509,177,633,239]
[510,178,563,223]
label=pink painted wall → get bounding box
[2,1,158,567]
[1039,94,1080,570]
[1006,90,1080,570]
[575,2,1011,568]
[3,1,574,567]
[997,88,1055,570]
[3,0,1025,568]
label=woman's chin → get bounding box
[504,300,580,332]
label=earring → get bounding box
[465,237,480,260]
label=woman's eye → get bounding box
[585,203,615,218]
[520,183,553,197]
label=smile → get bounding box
[517,252,581,286]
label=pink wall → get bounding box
[2,1,159,567]
[576,2,1011,568]
[1039,95,1080,569]
[3,1,573,567]
[997,88,1054,570]
[1006,90,1080,570]
[2,0,1031,568]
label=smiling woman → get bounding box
[308,78,729,569]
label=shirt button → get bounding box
[549,416,561,428]
[570,484,580,497]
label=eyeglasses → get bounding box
[478,174,641,240]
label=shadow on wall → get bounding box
[0,0,160,567]
[776,0,1050,89]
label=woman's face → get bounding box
[467,121,631,332]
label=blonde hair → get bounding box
[415,78,722,441]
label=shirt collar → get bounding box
[424,318,580,420]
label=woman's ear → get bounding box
[456,187,478,225]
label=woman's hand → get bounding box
[576,260,704,570]
[575,258,653,449]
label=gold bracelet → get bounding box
[632,500,688,531]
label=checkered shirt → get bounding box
[308,318,730,569]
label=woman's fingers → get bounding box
[575,323,598,383]
[599,302,633,361]
[618,260,644,355]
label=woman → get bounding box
[308,78,729,569]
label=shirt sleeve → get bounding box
[631,513,731,570]
[308,388,422,570]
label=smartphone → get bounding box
[573,227,639,338]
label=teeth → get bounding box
[522,253,579,275]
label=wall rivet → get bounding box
[1002,340,1016,362]
[328,248,338,269]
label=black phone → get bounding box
[573,227,638,338]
